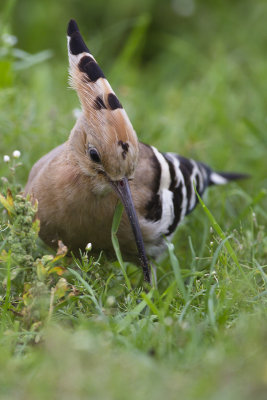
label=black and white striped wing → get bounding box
[143,146,212,243]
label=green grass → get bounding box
[0,0,267,399]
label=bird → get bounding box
[25,19,247,283]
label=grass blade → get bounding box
[141,291,161,319]
[229,188,266,230]
[68,268,102,314]
[166,242,187,302]
[3,250,12,313]
[116,290,153,333]
[111,201,131,290]
[194,183,255,291]
[208,284,218,333]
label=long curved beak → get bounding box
[110,177,151,283]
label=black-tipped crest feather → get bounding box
[67,19,79,36]
[67,20,90,55]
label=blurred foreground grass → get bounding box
[0,0,267,399]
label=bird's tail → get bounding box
[209,171,250,186]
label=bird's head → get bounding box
[67,19,139,187]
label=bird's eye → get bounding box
[89,148,101,163]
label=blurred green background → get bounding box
[1,0,266,192]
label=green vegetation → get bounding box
[0,0,267,398]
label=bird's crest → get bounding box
[67,19,138,151]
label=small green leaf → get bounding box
[0,60,13,87]
[54,278,68,300]
[0,191,14,215]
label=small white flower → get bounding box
[72,108,82,119]
[3,155,10,163]
[164,316,173,326]
[2,33,17,46]
[180,321,189,330]
[12,150,21,159]
[85,242,92,251]
[106,296,115,306]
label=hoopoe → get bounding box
[25,20,247,283]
